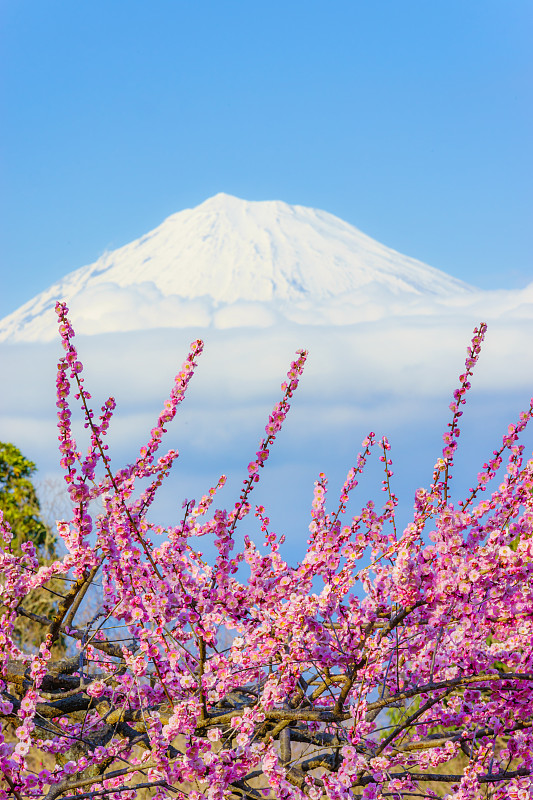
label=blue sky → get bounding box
[1,1,532,320]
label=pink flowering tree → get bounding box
[1,304,532,800]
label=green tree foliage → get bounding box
[0,442,52,555]
[0,442,65,655]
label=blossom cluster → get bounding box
[0,308,532,799]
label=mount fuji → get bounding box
[0,193,477,343]
[2,195,533,545]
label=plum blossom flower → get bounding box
[86,680,107,698]
[2,312,531,798]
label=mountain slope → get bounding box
[0,193,474,342]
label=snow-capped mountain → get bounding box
[0,193,476,343]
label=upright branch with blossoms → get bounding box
[1,307,532,800]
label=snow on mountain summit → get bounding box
[0,194,475,342]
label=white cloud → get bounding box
[68,282,214,333]
[2,315,532,504]
[213,302,278,329]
